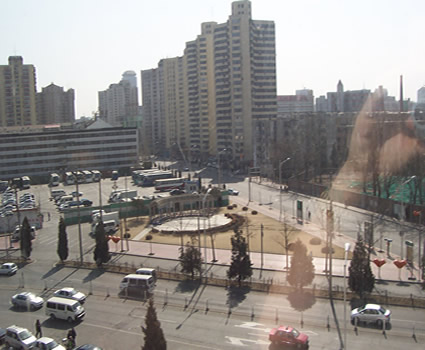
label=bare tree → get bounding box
[274,212,298,270]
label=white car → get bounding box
[53,287,86,304]
[5,325,36,350]
[228,188,239,195]
[11,292,44,310]
[33,337,66,350]
[0,262,18,276]
[351,304,391,327]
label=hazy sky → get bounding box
[1,0,424,117]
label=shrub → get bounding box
[321,246,335,254]
[124,233,131,239]
[288,242,295,251]
[233,204,237,208]
[145,234,153,241]
[227,205,233,210]
[251,210,258,215]
[242,207,248,211]
[310,237,322,245]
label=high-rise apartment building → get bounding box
[0,56,38,127]
[36,83,75,124]
[141,0,277,168]
[98,71,139,126]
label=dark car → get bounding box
[170,189,185,196]
[0,327,5,345]
[269,325,309,349]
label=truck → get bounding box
[109,190,137,203]
[0,207,43,233]
[91,211,120,236]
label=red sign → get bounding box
[111,236,120,243]
[393,259,407,269]
[373,258,386,268]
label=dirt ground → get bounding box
[122,203,345,259]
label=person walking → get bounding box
[35,319,42,338]
[67,327,76,342]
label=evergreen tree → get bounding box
[179,242,202,279]
[287,239,315,290]
[93,221,110,266]
[348,236,375,299]
[57,217,69,262]
[20,217,32,259]
[142,297,167,350]
[227,229,253,286]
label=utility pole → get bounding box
[326,202,334,297]
[75,173,83,264]
[260,224,264,269]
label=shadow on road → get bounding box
[42,264,64,279]
[226,285,251,308]
[41,316,83,330]
[174,279,201,293]
[82,268,105,283]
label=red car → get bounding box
[269,326,309,349]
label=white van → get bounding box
[57,195,73,206]
[136,268,157,282]
[51,189,66,201]
[119,274,155,295]
[45,297,85,322]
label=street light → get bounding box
[278,157,290,221]
[201,188,212,279]
[217,149,227,189]
[343,242,351,350]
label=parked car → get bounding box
[269,325,309,349]
[0,327,5,345]
[4,325,37,350]
[74,345,103,350]
[0,262,18,276]
[228,188,239,195]
[170,189,185,196]
[71,191,83,197]
[351,304,391,327]
[11,292,44,310]
[33,337,66,350]
[53,287,86,304]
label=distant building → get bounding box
[36,83,75,124]
[142,0,277,168]
[0,123,138,180]
[0,56,38,127]
[277,89,314,113]
[98,71,139,126]
[417,86,425,112]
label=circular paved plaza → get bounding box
[156,214,231,232]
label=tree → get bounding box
[287,239,315,290]
[179,241,202,279]
[348,236,375,299]
[142,297,166,350]
[57,217,69,262]
[93,221,110,266]
[274,212,297,270]
[20,217,32,259]
[227,229,252,286]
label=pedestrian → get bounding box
[35,319,42,338]
[48,212,51,221]
[67,327,76,342]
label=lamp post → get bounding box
[201,188,212,280]
[278,157,290,221]
[217,149,227,189]
[343,242,351,350]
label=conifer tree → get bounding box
[57,217,69,262]
[348,236,375,299]
[93,221,110,266]
[179,242,202,279]
[142,297,166,350]
[227,229,253,286]
[20,217,32,259]
[287,239,315,290]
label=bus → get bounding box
[49,173,60,187]
[154,177,185,192]
[133,169,160,185]
[83,170,93,183]
[140,171,173,187]
[92,170,101,182]
[64,172,75,185]
[21,176,31,189]
[75,171,85,184]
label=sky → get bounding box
[1,0,424,118]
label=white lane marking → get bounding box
[225,336,269,346]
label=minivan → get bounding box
[45,297,85,322]
[103,220,118,234]
[51,189,66,201]
[57,195,73,206]
[119,274,155,295]
[135,268,157,282]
